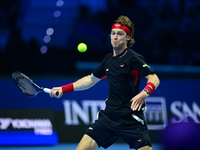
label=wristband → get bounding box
[143,89,150,95]
[62,83,74,94]
[144,82,155,95]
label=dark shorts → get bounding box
[86,110,152,149]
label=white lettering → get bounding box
[12,119,21,129]
[63,100,73,125]
[145,97,168,130]
[0,118,53,135]
[11,119,52,129]
[145,105,162,122]
[0,118,12,129]
[72,100,89,125]
[83,100,105,123]
[183,102,199,123]
[171,101,183,123]
[171,101,200,123]
[63,100,105,125]
[193,102,200,122]
[34,128,53,135]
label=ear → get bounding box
[126,35,130,41]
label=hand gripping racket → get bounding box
[12,71,59,97]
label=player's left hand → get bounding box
[130,91,148,111]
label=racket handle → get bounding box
[43,88,51,93]
[44,88,59,96]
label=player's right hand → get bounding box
[50,87,63,98]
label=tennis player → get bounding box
[50,15,160,150]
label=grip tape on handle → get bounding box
[44,88,59,96]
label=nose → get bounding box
[113,34,117,39]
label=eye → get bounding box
[117,32,124,36]
[111,31,115,35]
[117,32,122,35]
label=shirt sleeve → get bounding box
[92,54,110,79]
[132,54,154,77]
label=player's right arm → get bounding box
[50,73,100,98]
[73,73,101,91]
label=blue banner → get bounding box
[1,78,200,129]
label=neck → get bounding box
[113,46,127,57]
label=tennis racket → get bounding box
[12,71,59,97]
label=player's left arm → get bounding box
[130,73,160,111]
[145,73,160,90]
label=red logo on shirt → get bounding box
[120,64,125,67]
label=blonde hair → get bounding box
[113,15,135,47]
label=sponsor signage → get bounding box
[145,97,168,130]
[0,79,200,143]
[62,98,168,130]
[0,109,58,146]
[0,118,53,135]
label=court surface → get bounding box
[0,143,163,150]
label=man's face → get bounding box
[111,28,130,49]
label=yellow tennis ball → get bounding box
[77,43,87,52]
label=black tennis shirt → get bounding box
[93,48,154,116]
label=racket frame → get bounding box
[12,71,51,97]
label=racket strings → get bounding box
[13,73,37,96]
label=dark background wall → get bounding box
[0,0,200,78]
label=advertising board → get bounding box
[0,78,199,143]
